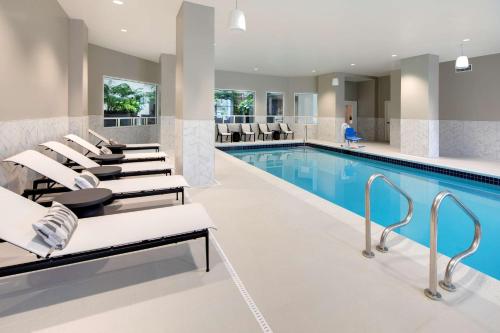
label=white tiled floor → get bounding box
[0,143,499,332]
[188,149,500,332]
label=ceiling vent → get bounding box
[455,64,472,73]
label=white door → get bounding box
[384,101,390,142]
[345,101,358,130]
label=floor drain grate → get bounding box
[211,234,273,333]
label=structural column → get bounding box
[159,54,176,156]
[317,73,345,142]
[68,19,89,139]
[400,54,439,157]
[175,2,215,186]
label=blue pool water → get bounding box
[228,146,500,280]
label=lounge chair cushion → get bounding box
[258,124,272,134]
[65,134,167,160]
[32,202,78,250]
[98,175,189,194]
[100,146,112,155]
[279,123,293,133]
[241,124,254,134]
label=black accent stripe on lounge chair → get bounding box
[0,229,210,277]
[121,146,160,152]
[90,156,166,164]
[112,187,185,204]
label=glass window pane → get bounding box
[103,76,158,127]
[214,89,255,123]
[266,92,284,123]
[294,93,318,124]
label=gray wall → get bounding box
[357,80,376,117]
[88,44,160,116]
[400,54,439,120]
[68,19,88,117]
[86,44,161,144]
[377,76,390,118]
[440,53,500,121]
[389,70,401,119]
[345,81,358,101]
[215,70,317,117]
[0,0,69,121]
[0,0,71,191]
[388,53,500,122]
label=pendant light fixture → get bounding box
[455,44,469,69]
[229,0,246,32]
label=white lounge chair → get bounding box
[65,134,167,162]
[0,186,215,277]
[216,124,232,143]
[88,129,161,152]
[40,141,173,177]
[258,123,272,141]
[4,150,189,203]
[279,123,294,139]
[241,124,255,142]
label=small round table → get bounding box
[86,166,122,180]
[92,153,125,165]
[232,132,241,142]
[272,131,281,140]
[56,188,113,218]
[104,144,127,154]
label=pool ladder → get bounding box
[424,191,481,300]
[362,174,414,258]
[362,174,482,300]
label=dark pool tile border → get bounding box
[306,143,500,187]
[217,142,500,187]
[217,142,303,151]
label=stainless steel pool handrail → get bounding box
[363,174,414,258]
[424,191,481,300]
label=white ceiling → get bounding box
[58,0,500,77]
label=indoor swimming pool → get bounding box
[228,145,500,279]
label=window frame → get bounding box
[266,90,286,123]
[214,88,256,123]
[102,75,160,127]
[294,92,318,124]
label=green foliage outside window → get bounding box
[103,77,157,117]
[214,89,255,116]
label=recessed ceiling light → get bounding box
[350,63,356,66]
[120,28,128,32]
[462,38,471,42]
[391,54,398,57]
[253,67,259,71]
[113,0,124,5]
[312,69,317,73]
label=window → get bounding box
[294,93,318,124]
[103,76,158,127]
[214,89,255,123]
[266,92,284,123]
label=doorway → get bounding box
[345,101,358,130]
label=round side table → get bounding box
[104,144,126,154]
[55,188,113,218]
[92,153,125,165]
[86,166,122,180]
